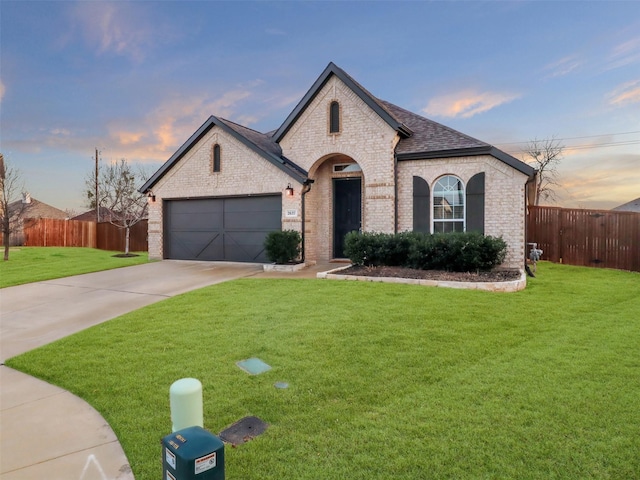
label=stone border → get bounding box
[317,265,527,292]
[263,262,310,272]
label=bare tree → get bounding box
[523,136,565,205]
[90,158,149,255]
[0,154,30,260]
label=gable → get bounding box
[273,62,412,143]
[140,116,307,194]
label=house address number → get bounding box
[285,209,298,218]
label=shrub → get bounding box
[264,230,302,264]
[346,231,507,272]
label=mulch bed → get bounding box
[338,265,522,282]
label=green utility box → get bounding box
[162,426,225,480]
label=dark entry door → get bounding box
[333,178,362,258]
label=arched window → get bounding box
[329,101,340,133]
[212,144,221,173]
[433,175,464,233]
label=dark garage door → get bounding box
[164,195,281,262]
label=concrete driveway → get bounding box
[0,260,263,480]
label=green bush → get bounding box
[345,231,507,272]
[264,230,302,264]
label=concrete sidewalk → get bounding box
[0,260,276,480]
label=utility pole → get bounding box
[95,148,100,222]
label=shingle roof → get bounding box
[218,118,308,178]
[612,197,640,212]
[71,207,117,222]
[378,100,489,153]
[8,197,67,220]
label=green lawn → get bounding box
[6,263,640,479]
[0,247,149,288]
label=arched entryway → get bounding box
[304,153,363,261]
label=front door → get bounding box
[333,178,362,258]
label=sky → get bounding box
[1,0,639,214]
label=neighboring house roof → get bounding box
[140,62,535,194]
[71,207,118,222]
[612,197,640,212]
[8,196,68,220]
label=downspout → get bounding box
[300,178,314,263]
[394,153,399,234]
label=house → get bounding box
[71,207,119,222]
[140,62,536,269]
[5,193,68,245]
[612,197,640,213]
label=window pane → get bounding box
[433,175,465,233]
[330,101,340,133]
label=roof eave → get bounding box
[396,146,536,178]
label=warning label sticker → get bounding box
[194,452,217,474]
[166,470,176,480]
[165,448,176,470]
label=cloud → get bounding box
[606,36,640,70]
[607,80,640,107]
[103,88,255,162]
[556,153,640,208]
[423,90,520,118]
[543,55,583,78]
[0,80,5,103]
[50,128,71,136]
[69,2,160,61]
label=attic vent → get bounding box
[333,163,362,173]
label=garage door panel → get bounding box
[165,196,281,262]
[169,232,223,260]
[225,211,281,230]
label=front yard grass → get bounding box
[6,263,640,479]
[0,247,149,288]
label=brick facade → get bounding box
[279,76,399,261]
[144,63,532,269]
[147,127,302,260]
[397,156,529,268]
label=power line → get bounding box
[494,130,640,147]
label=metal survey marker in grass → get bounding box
[236,357,271,375]
[219,416,269,445]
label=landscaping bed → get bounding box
[339,265,522,282]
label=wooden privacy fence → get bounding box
[97,220,148,252]
[22,218,148,252]
[23,218,97,248]
[527,206,640,272]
